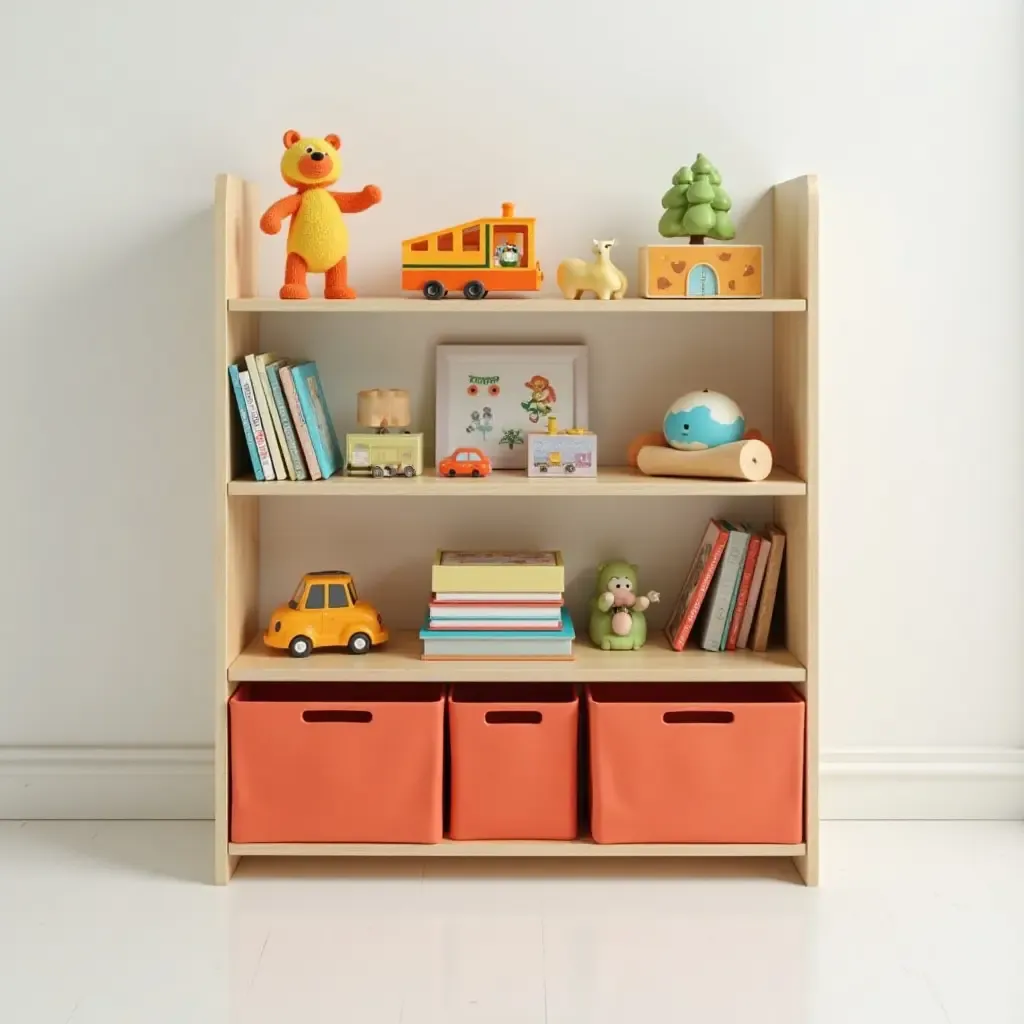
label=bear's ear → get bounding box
[596,562,607,575]
[325,134,341,151]
[282,130,301,149]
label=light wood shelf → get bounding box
[213,172,819,886]
[229,839,807,858]
[228,296,807,314]
[229,631,806,684]
[228,465,807,497]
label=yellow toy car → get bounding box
[264,570,389,657]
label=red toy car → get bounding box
[439,447,492,478]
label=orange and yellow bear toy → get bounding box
[260,130,382,300]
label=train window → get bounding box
[462,227,480,251]
[410,239,428,251]
[437,232,454,251]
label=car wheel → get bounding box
[289,635,313,658]
[472,468,480,477]
[448,469,456,477]
[463,280,486,300]
[423,280,445,300]
[348,632,371,655]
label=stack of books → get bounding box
[665,520,786,653]
[229,353,343,481]
[419,551,575,661]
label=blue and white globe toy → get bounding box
[664,389,745,451]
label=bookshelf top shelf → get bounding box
[228,631,806,684]
[227,297,807,314]
[228,466,806,497]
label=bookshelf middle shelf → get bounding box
[227,466,807,498]
[228,632,807,684]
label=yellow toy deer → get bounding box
[556,239,627,300]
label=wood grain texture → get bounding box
[637,440,773,482]
[227,465,805,497]
[228,297,806,314]
[213,175,261,885]
[772,174,819,886]
[228,631,806,683]
[229,840,807,858]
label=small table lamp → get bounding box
[357,388,411,433]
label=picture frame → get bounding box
[436,344,589,470]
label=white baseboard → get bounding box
[1,746,1022,821]
[0,747,214,820]
[820,748,1024,820]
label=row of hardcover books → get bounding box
[665,520,786,652]
[229,353,343,481]
[419,552,575,661]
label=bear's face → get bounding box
[279,130,342,188]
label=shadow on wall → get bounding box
[2,209,217,745]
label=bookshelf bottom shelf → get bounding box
[228,840,807,857]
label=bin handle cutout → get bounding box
[663,710,735,725]
[484,710,543,725]
[302,710,373,724]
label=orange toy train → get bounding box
[401,203,543,300]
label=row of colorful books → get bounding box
[419,551,574,661]
[665,520,786,652]
[229,352,343,481]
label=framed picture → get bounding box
[436,345,589,470]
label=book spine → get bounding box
[752,529,787,652]
[259,361,296,481]
[228,366,264,481]
[726,535,761,651]
[738,539,771,648]
[293,369,338,478]
[668,534,728,650]
[280,367,322,481]
[267,365,308,481]
[245,355,286,481]
[238,370,275,480]
[700,532,747,651]
[719,530,751,650]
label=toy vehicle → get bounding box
[401,203,543,299]
[264,570,389,657]
[438,447,492,478]
[345,432,424,478]
[527,423,598,478]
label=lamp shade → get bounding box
[357,388,411,430]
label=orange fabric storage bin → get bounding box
[230,682,444,844]
[588,682,805,844]
[449,684,579,841]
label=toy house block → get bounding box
[639,245,763,299]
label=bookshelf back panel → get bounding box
[257,314,775,468]
[257,497,777,632]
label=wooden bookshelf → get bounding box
[229,632,806,684]
[229,840,807,858]
[227,465,807,497]
[213,173,819,886]
[228,296,807,314]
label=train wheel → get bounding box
[403,466,415,478]
[463,280,486,300]
[371,466,384,477]
[423,281,445,300]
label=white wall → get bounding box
[1,0,1022,812]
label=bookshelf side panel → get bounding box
[772,174,819,886]
[214,175,261,883]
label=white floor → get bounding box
[0,822,1021,1023]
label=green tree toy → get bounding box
[658,154,736,244]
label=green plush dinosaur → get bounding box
[588,560,661,651]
